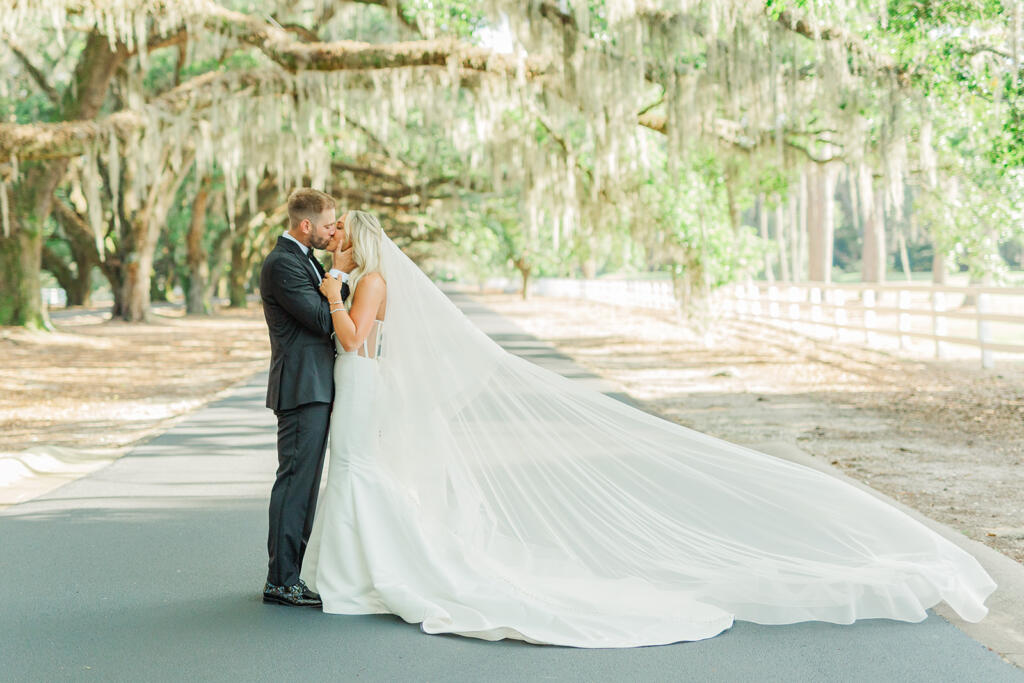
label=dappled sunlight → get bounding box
[0,307,270,454]
[0,308,272,505]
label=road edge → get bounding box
[756,440,1024,669]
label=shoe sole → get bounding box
[262,594,322,608]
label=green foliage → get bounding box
[886,0,1023,173]
[404,0,486,38]
[143,50,264,95]
[444,192,523,280]
[914,170,1024,282]
[3,33,88,124]
[990,71,1024,170]
[8,0,1024,324]
[637,152,760,297]
[764,0,811,21]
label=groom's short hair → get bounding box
[287,188,336,229]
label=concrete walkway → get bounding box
[1,292,1021,682]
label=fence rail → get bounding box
[727,281,1024,367]
[507,277,1024,369]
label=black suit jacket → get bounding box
[260,236,348,411]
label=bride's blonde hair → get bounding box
[344,210,384,306]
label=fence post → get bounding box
[863,288,877,346]
[768,285,780,321]
[810,286,823,337]
[898,289,911,350]
[750,284,763,319]
[978,292,994,369]
[834,288,847,340]
[787,286,801,329]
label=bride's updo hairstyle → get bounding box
[344,210,384,306]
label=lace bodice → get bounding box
[335,319,384,359]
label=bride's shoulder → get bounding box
[358,271,386,292]
[362,271,386,286]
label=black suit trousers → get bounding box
[267,401,331,587]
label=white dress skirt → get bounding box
[301,329,733,646]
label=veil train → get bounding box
[360,234,994,646]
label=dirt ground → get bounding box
[0,307,270,457]
[478,293,1024,566]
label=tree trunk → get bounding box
[67,241,97,306]
[0,32,126,327]
[960,228,997,308]
[227,177,284,307]
[580,257,597,279]
[106,262,127,318]
[897,227,913,281]
[0,226,47,328]
[758,196,774,281]
[847,164,861,239]
[775,202,790,281]
[186,181,211,315]
[41,243,92,306]
[725,176,742,234]
[932,250,948,285]
[121,254,150,322]
[513,255,531,300]
[669,263,692,315]
[70,275,93,307]
[50,198,107,307]
[859,164,885,283]
[204,226,233,305]
[806,163,837,282]
[228,232,249,308]
[961,272,990,308]
[51,197,129,317]
[806,165,824,281]
[118,155,194,322]
[797,170,809,282]
[159,261,176,302]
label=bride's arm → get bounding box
[319,272,385,352]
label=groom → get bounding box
[259,188,352,607]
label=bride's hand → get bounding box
[333,246,356,274]
[320,275,343,302]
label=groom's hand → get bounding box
[332,246,356,274]
[319,274,343,301]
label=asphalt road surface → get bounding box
[2,292,1020,682]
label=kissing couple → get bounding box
[256,187,994,648]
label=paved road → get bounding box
[2,292,1020,682]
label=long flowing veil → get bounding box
[374,234,994,634]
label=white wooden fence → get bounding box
[40,287,67,308]
[530,278,679,312]
[507,277,1024,369]
[724,281,1024,368]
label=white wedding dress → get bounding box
[300,235,995,648]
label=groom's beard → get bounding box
[310,234,331,250]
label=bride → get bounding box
[297,210,995,648]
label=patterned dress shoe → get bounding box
[263,581,323,607]
[297,579,321,602]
